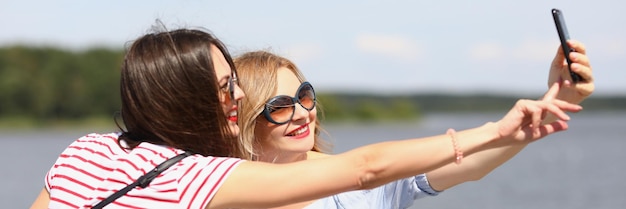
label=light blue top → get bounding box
[303,174,439,209]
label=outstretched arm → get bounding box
[424,40,594,191]
[210,91,581,209]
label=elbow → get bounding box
[352,147,387,190]
[466,173,487,182]
[464,165,493,182]
[357,169,380,190]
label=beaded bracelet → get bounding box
[446,128,463,164]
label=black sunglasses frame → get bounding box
[262,82,316,125]
[222,72,238,101]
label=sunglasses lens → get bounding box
[298,84,315,110]
[228,80,234,100]
[267,96,295,123]
[229,74,238,100]
[262,82,316,124]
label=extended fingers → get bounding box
[543,102,572,122]
[542,82,561,101]
[519,117,569,141]
[536,120,569,138]
[546,99,583,119]
[530,104,544,131]
[520,99,580,125]
[551,99,583,111]
[516,99,555,131]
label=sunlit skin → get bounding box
[244,40,595,209]
[548,40,594,102]
[212,45,245,136]
[254,67,318,164]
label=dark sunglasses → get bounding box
[220,72,238,101]
[262,82,316,125]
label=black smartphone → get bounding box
[551,8,582,83]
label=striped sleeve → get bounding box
[178,156,244,209]
[44,133,244,209]
[45,133,123,208]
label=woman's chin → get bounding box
[228,124,240,137]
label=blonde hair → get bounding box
[234,50,332,160]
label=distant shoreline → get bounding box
[1,109,621,131]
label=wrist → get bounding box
[478,122,506,149]
[556,91,586,105]
[482,121,501,141]
[454,122,501,157]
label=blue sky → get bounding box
[1,0,624,96]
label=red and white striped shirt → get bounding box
[45,132,243,209]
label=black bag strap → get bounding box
[92,152,192,209]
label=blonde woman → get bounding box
[234,42,593,209]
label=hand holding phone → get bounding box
[551,8,582,83]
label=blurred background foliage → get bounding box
[0,46,123,128]
[1,45,624,128]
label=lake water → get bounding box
[2,111,625,209]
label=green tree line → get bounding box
[1,45,624,127]
[0,45,123,127]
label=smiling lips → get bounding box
[228,107,238,122]
[286,123,310,139]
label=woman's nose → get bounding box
[233,83,245,101]
[290,102,309,121]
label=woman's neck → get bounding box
[257,150,329,164]
[257,151,308,164]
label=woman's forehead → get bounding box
[211,45,232,78]
[274,68,301,96]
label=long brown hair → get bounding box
[234,50,331,160]
[117,28,243,157]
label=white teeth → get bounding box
[289,125,308,136]
[229,111,237,117]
